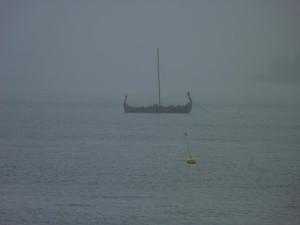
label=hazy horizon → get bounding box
[1,0,299,104]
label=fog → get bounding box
[1,0,299,104]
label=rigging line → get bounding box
[157,48,161,107]
[183,132,192,158]
[196,102,212,113]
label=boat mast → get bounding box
[157,48,161,108]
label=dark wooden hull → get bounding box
[124,92,192,114]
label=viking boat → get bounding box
[123,48,192,113]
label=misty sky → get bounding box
[1,0,299,104]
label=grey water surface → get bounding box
[0,102,299,225]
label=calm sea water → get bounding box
[0,101,299,225]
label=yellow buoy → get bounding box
[186,157,197,165]
[183,132,197,165]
